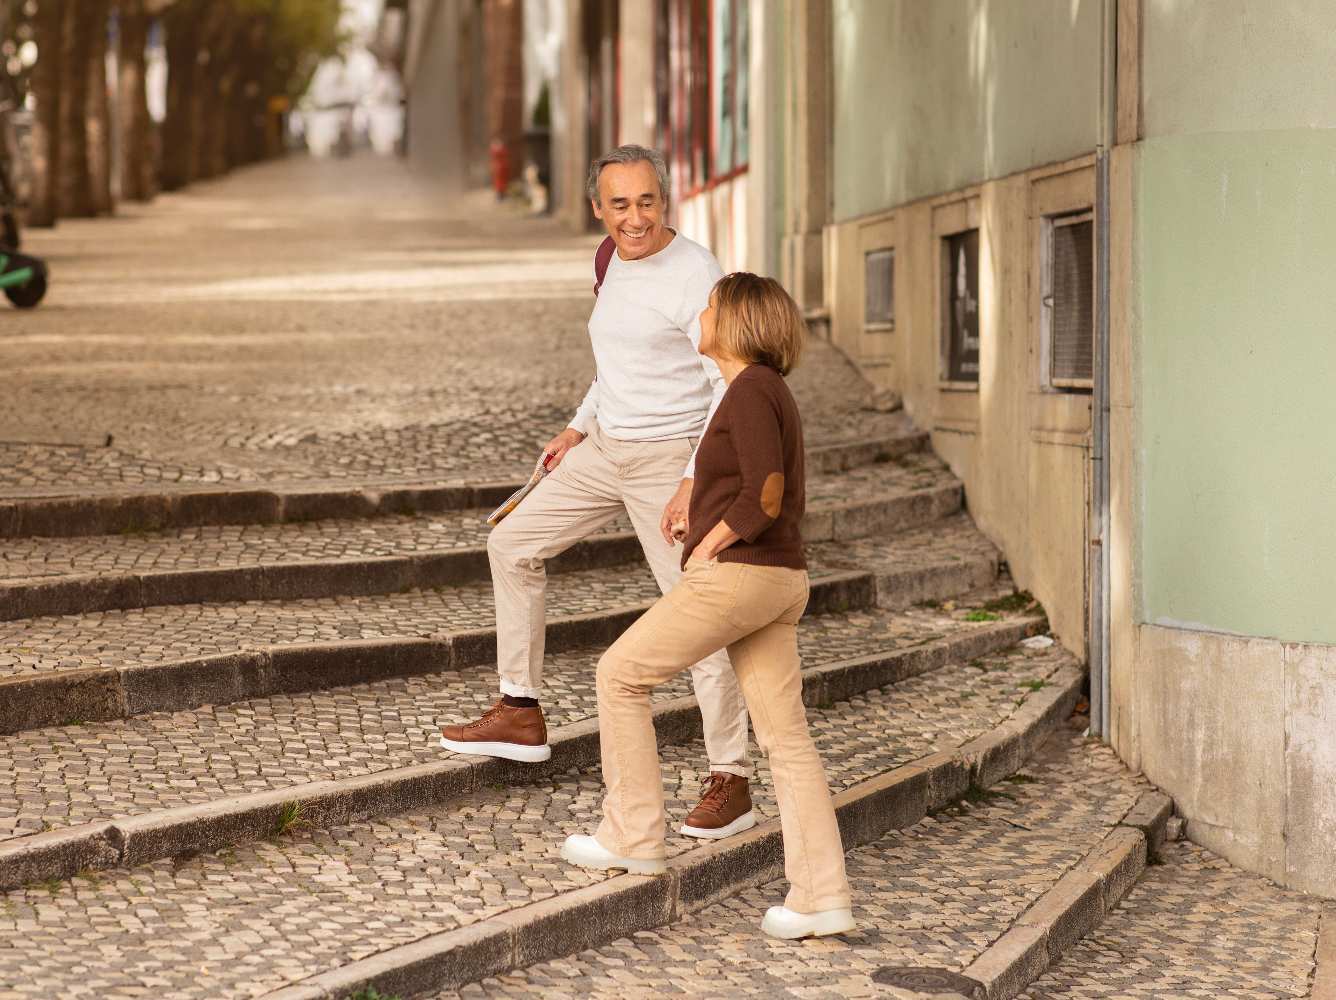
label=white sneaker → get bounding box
[560,834,666,876]
[760,905,856,940]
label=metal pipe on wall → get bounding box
[1089,0,1116,738]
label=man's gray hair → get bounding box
[586,145,671,205]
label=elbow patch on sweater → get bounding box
[760,473,785,518]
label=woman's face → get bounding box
[698,290,719,359]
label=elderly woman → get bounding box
[561,272,855,940]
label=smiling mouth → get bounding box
[621,227,650,239]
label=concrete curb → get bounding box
[0,569,877,737]
[0,615,1044,893]
[0,433,927,539]
[958,788,1174,1000]
[0,483,961,622]
[252,661,1085,1000]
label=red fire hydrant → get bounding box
[489,140,512,200]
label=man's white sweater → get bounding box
[568,232,725,477]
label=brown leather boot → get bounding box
[681,772,757,839]
[439,700,551,762]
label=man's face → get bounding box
[592,161,668,260]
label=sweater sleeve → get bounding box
[721,383,787,543]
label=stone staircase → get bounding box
[0,414,1171,1000]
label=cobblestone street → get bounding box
[2,155,1330,1000]
[3,156,897,495]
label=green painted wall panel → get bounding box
[830,0,1101,221]
[1138,128,1336,643]
[1143,0,1336,139]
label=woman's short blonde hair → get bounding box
[710,272,806,376]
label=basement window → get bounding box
[941,229,980,384]
[864,249,894,330]
[1043,211,1094,391]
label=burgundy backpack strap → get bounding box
[593,236,616,296]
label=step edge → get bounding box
[0,483,961,620]
[0,431,929,539]
[251,648,1083,1000]
[959,785,1168,1000]
[0,616,1043,894]
[0,570,879,734]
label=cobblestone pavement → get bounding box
[4,156,900,497]
[440,723,1149,1000]
[0,525,998,680]
[0,642,1072,998]
[1018,840,1327,1000]
[0,453,951,580]
[0,588,1028,842]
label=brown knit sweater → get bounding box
[681,364,806,570]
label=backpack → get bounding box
[593,236,616,296]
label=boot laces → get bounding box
[698,773,733,814]
[466,700,505,730]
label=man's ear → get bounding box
[590,199,604,220]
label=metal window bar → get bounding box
[864,248,894,330]
[1045,211,1095,389]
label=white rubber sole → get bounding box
[680,809,757,840]
[760,905,856,940]
[438,736,552,763]
[560,834,667,876]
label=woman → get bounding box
[561,272,855,940]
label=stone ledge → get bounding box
[0,569,880,736]
[0,615,1043,894]
[251,657,1084,1000]
[0,432,927,539]
[958,786,1169,1000]
[0,484,957,621]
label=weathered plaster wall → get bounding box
[825,158,1097,659]
[1113,0,1336,897]
[830,0,1102,222]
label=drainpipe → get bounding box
[1089,0,1116,738]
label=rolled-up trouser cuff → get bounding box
[709,763,751,779]
[499,678,542,700]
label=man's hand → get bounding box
[660,478,693,545]
[543,428,586,470]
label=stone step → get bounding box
[1017,842,1331,1000]
[0,452,961,620]
[0,518,1001,735]
[0,588,1042,891]
[0,638,1082,999]
[0,429,928,539]
[429,725,1165,1000]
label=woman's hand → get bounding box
[542,428,586,470]
[694,520,741,561]
[660,478,693,545]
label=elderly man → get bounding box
[441,145,755,841]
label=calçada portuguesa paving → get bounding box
[1,155,1329,1000]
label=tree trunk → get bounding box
[56,0,93,217]
[160,0,197,190]
[202,6,242,179]
[187,0,228,181]
[27,0,64,227]
[85,0,114,215]
[117,0,155,202]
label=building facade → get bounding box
[396,0,1336,899]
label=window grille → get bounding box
[941,229,980,383]
[864,249,894,329]
[1045,212,1094,389]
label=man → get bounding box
[441,145,755,841]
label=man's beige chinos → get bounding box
[486,420,752,777]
